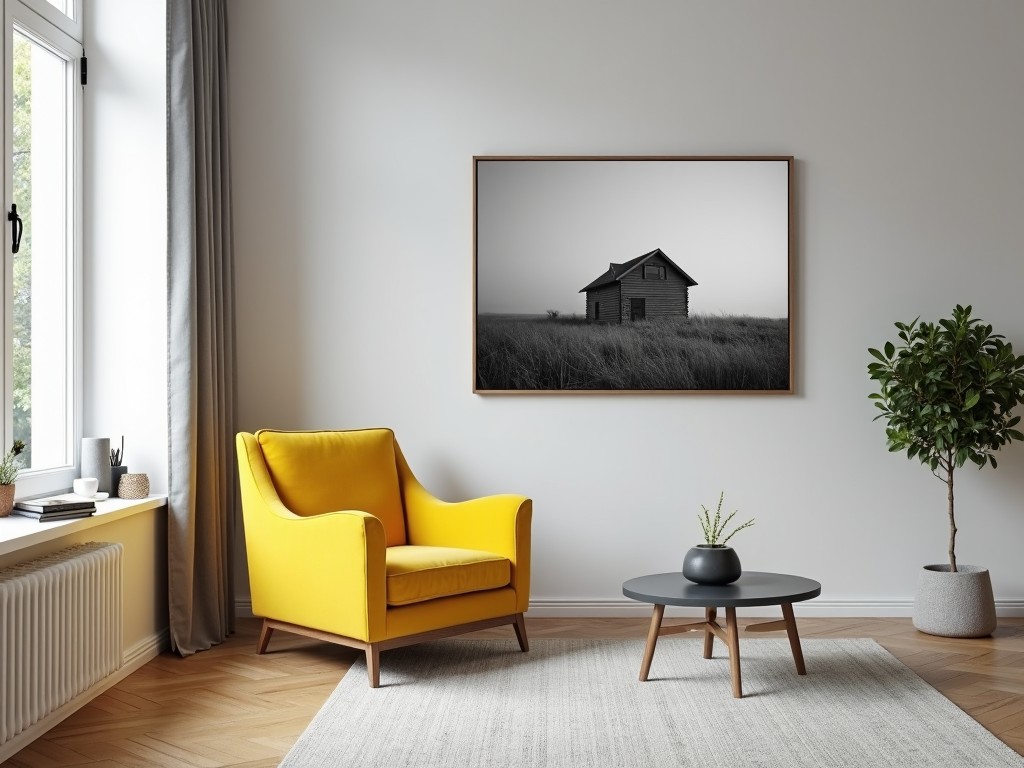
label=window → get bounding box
[3,0,83,497]
[594,301,600,320]
[644,264,665,280]
[26,0,79,37]
[43,0,71,17]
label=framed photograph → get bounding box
[473,156,795,394]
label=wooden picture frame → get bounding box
[473,156,795,394]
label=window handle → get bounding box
[8,204,23,254]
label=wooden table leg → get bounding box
[639,604,665,682]
[781,602,807,675]
[725,606,742,698]
[703,607,717,659]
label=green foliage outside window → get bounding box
[12,36,32,466]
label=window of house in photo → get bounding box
[594,301,600,320]
[643,264,665,280]
[3,0,83,497]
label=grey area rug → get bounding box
[280,638,1022,767]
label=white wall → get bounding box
[83,0,168,495]
[227,0,1024,614]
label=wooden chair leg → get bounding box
[703,607,717,659]
[256,619,273,654]
[513,613,529,652]
[639,603,665,682]
[725,606,742,698]
[366,645,380,688]
[781,602,807,675]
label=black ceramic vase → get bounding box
[110,465,128,498]
[682,545,742,585]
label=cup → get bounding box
[73,477,99,497]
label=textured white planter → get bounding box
[913,565,997,638]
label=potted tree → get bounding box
[868,305,1024,637]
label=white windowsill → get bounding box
[0,496,167,557]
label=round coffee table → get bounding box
[622,571,821,698]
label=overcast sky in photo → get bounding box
[476,159,790,317]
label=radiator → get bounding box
[0,542,123,745]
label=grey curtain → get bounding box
[166,0,236,656]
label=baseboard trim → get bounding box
[0,627,170,763]
[235,597,1024,619]
[124,627,170,667]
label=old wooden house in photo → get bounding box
[579,248,698,323]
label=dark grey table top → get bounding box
[622,571,821,608]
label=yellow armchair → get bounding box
[236,428,532,687]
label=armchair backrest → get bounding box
[254,428,407,547]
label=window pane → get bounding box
[12,30,70,470]
[44,0,74,21]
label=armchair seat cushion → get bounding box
[385,546,511,606]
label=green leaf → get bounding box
[955,447,968,467]
[868,305,1024,479]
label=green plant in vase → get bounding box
[698,491,755,546]
[0,440,26,485]
[0,440,26,517]
[683,492,755,586]
[868,304,1024,637]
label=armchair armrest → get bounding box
[236,433,387,641]
[397,444,532,612]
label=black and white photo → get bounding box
[474,156,794,393]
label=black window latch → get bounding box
[8,204,23,254]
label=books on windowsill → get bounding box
[13,508,95,521]
[13,495,97,522]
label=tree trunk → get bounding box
[947,459,957,573]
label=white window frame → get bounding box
[18,0,79,41]
[2,0,83,498]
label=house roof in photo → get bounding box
[579,248,698,292]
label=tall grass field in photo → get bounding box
[475,314,789,391]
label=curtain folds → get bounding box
[166,0,236,656]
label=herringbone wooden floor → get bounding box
[5,616,1024,767]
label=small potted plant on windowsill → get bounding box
[682,492,755,585]
[0,440,26,517]
[868,305,1024,637]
